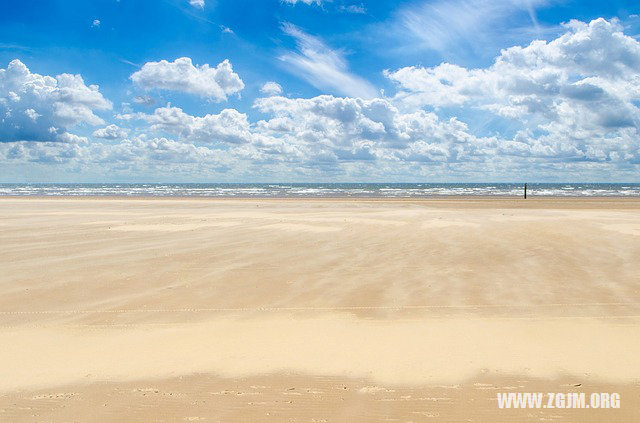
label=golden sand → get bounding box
[1,197,639,421]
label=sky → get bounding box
[0,0,639,182]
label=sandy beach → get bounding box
[1,197,639,421]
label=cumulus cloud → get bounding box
[280,23,378,99]
[188,0,205,9]
[5,141,85,164]
[24,109,40,121]
[130,57,244,101]
[2,19,639,180]
[252,95,487,163]
[4,91,639,180]
[260,82,283,96]
[386,18,640,163]
[133,95,155,106]
[119,105,252,145]
[0,59,111,142]
[94,137,226,167]
[92,124,129,140]
[108,94,494,171]
[1,137,229,178]
[387,18,640,109]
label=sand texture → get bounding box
[1,197,639,421]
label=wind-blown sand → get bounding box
[1,197,639,421]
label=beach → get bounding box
[1,197,639,421]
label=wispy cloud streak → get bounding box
[279,23,378,99]
[397,0,553,58]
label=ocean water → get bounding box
[0,183,638,197]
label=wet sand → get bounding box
[1,197,639,421]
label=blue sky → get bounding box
[1,0,639,182]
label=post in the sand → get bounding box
[524,183,527,199]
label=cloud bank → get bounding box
[1,18,639,181]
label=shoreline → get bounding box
[2,194,640,200]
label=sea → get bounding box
[0,183,638,197]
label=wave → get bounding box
[0,183,638,198]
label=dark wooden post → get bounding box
[524,183,527,199]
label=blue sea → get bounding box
[0,183,639,197]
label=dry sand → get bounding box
[0,197,639,421]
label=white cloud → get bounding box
[282,0,365,14]
[282,0,323,5]
[119,105,252,145]
[2,19,640,181]
[57,132,89,144]
[4,90,639,180]
[397,0,551,56]
[252,95,486,161]
[133,95,155,106]
[340,5,366,14]
[1,137,229,177]
[188,0,205,9]
[387,18,640,115]
[1,140,85,164]
[24,108,40,121]
[92,124,129,140]
[0,59,111,142]
[280,23,378,99]
[130,57,244,101]
[92,19,101,27]
[95,137,226,167]
[386,18,640,163]
[108,94,496,171]
[260,81,283,96]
